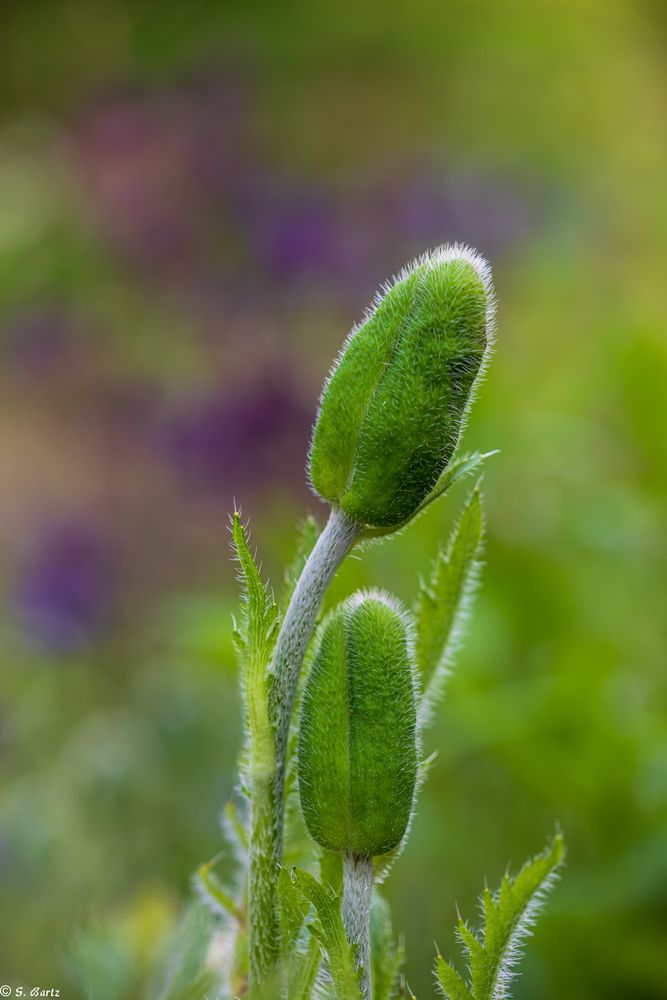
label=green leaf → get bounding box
[277,865,309,949]
[361,450,496,540]
[287,935,322,1000]
[66,926,135,1000]
[435,834,565,1000]
[415,485,485,728]
[276,867,322,998]
[290,867,362,1000]
[194,854,243,921]
[371,891,405,1000]
[421,450,497,512]
[281,515,320,612]
[435,956,475,1000]
[155,902,217,1000]
[232,512,279,782]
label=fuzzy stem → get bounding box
[342,852,374,998]
[248,505,359,988]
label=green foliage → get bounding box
[436,835,565,1000]
[289,867,362,1000]
[67,926,135,1000]
[276,866,322,998]
[194,853,243,921]
[370,891,405,1000]
[309,247,494,530]
[415,485,485,727]
[231,512,279,783]
[153,903,216,1000]
[298,591,418,857]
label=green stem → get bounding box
[248,506,359,988]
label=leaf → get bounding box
[422,450,498,511]
[276,867,323,997]
[155,902,217,1000]
[232,512,279,782]
[290,867,362,1000]
[371,891,405,1000]
[415,485,485,729]
[66,926,135,1000]
[281,515,320,612]
[361,451,496,540]
[435,834,565,1000]
[277,865,309,948]
[194,854,243,922]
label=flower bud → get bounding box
[309,245,494,529]
[298,591,417,858]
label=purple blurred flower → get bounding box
[242,180,344,281]
[157,375,311,495]
[71,74,255,277]
[3,306,77,376]
[15,521,114,654]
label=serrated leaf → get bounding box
[274,868,323,998]
[435,956,475,1000]
[371,891,405,1000]
[194,854,243,921]
[287,934,322,999]
[424,450,497,509]
[435,835,565,1000]
[290,867,362,1000]
[281,515,320,612]
[232,513,278,782]
[416,485,485,729]
[277,865,309,948]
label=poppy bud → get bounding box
[309,245,494,529]
[298,591,418,858]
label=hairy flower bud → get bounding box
[309,245,494,529]
[298,591,418,858]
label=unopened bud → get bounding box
[298,591,418,858]
[309,245,494,529]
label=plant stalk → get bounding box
[342,852,374,998]
[248,505,359,988]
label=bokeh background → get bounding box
[1,1,666,997]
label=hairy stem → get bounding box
[342,853,374,998]
[248,506,359,988]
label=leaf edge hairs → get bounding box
[133,245,564,1000]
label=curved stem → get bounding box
[248,506,360,988]
[342,853,374,998]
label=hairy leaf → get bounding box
[371,891,405,1000]
[232,512,279,782]
[362,450,496,540]
[290,867,362,1000]
[194,854,243,922]
[436,834,565,1000]
[416,485,485,728]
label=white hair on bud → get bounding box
[307,243,496,501]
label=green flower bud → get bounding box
[309,245,495,529]
[298,591,418,858]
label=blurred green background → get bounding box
[1,1,666,997]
